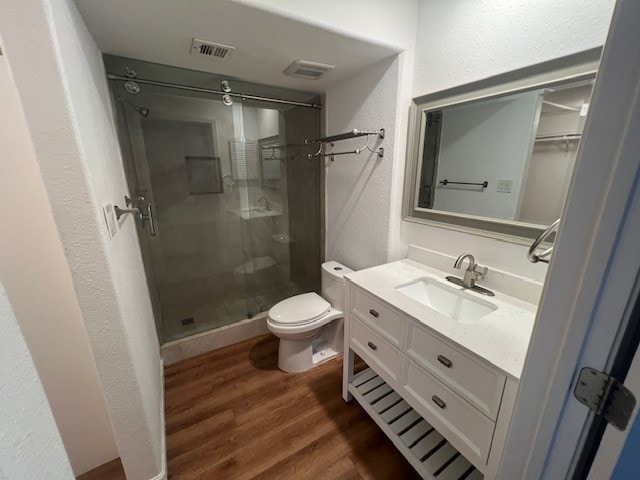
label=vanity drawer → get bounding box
[408,324,505,420]
[403,359,495,466]
[352,288,404,346]
[351,318,402,383]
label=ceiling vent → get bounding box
[190,38,235,59]
[284,60,334,80]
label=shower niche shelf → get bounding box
[229,207,282,221]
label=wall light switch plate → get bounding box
[103,203,118,238]
[497,179,513,193]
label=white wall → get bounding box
[233,0,418,51]
[0,280,74,480]
[319,1,419,271]
[0,1,164,479]
[400,0,614,281]
[325,57,401,269]
[413,0,615,96]
[0,55,118,475]
[433,92,539,220]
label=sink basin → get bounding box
[396,278,498,323]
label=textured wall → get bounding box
[412,0,615,97]
[0,280,74,479]
[0,1,164,478]
[0,56,118,475]
[325,57,401,270]
[234,0,419,50]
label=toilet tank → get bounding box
[321,261,354,312]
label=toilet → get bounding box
[267,261,353,373]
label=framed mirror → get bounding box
[403,49,602,241]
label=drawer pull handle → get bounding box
[369,309,379,318]
[367,341,377,351]
[432,395,446,409]
[437,355,452,368]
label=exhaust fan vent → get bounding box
[190,38,235,59]
[284,60,334,80]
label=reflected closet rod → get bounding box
[107,74,322,109]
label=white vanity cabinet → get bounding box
[343,283,520,480]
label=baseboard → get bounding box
[150,358,167,480]
[161,313,269,365]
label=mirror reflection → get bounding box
[416,78,594,226]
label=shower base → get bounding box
[161,313,269,365]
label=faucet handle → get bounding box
[474,264,488,279]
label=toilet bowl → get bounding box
[267,261,353,373]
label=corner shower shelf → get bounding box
[349,368,483,480]
[229,207,282,220]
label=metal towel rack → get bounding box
[305,128,384,160]
[528,218,561,263]
[439,179,488,188]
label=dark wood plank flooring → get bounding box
[79,334,418,479]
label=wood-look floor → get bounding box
[79,334,419,479]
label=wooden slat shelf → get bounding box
[349,368,483,480]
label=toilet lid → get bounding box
[269,293,331,326]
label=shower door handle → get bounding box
[125,195,156,237]
[140,203,156,237]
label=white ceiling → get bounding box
[74,0,400,93]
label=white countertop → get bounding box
[345,259,538,380]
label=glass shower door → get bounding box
[112,85,257,343]
[240,99,322,313]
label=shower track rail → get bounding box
[107,74,323,110]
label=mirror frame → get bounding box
[403,48,602,243]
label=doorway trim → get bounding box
[498,1,640,477]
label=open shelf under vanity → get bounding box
[350,368,483,480]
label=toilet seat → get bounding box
[268,292,330,326]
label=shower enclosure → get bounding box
[106,56,322,343]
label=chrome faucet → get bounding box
[257,197,270,211]
[453,254,487,288]
[446,254,494,296]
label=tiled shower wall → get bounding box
[285,106,322,293]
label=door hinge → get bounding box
[574,367,636,430]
